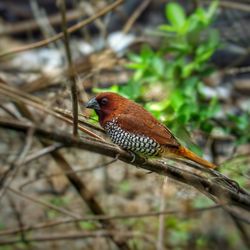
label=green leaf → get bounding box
[127,62,146,70]
[178,102,195,123]
[127,53,142,63]
[166,2,186,29]
[170,90,184,111]
[152,57,165,76]
[182,62,195,78]
[93,85,119,94]
[159,24,176,33]
[0,221,5,230]
[118,180,131,194]
[195,8,207,24]
[207,0,219,20]
[208,29,220,47]
[133,69,144,82]
[167,43,190,53]
[119,80,142,100]
[182,77,199,97]
[79,221,95,230]
[200,121,213,132]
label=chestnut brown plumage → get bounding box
[86,92,216,169]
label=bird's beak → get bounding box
[85,97,100,110]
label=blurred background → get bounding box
[0,0,249,249]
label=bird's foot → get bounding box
[114,153,120,161]
[128,151,136,163]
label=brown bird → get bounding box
[86,92,216,169]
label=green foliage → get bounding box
[98,1,220,141]
[227,112,250,144]
[130,1,220,132]
[118,180,133,194]
[47,196,71,219]
[0,247,12,250]
[0,221,5,230]
[220,154,250,188]
[79,221,96,230]
[49,196,70,206]
[165,216,192,247]
[93,0,249,146]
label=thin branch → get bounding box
[59,0,79,137]
[7,195,28,244]
[157,177,168,250]
[21,143,63,165]
[19,157,118,191]
[7,187,82,219]
[0,204,221,237]
[0,8,83,36]
[0,104,19,119]
[0,82,104,141]
[123,0,151,33]
[0,84,130,250]
[0,0,124,58]
[46,150,131,250]
[0,230,155,247]
[0,118,249,211]
[217,0,250,12]
[54,107,105,133]
[227,208,250,248]
[0,127,34,200]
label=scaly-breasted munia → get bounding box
[86,92,216,169]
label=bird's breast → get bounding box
[104,119,162,157]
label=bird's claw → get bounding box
[128,151,136,163]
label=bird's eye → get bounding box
[100,97,108,106]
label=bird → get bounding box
[86,92,216,169]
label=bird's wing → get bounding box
[116,113,179,148]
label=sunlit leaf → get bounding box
[166,3,186,29]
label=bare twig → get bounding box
[22,143,63,165]
[45,150,131,250]
[0,118,249,211]
[20,157,118,191]
[123,0,151,33]
[157,177,168,250]
[0,127,34,200]
[30,0,60,49]
[227,208,250,248]
[217,0,250,12]
[1,143,62,191]
[0,104,19,119]
[0,0,124,58]
[54,107,105,133]
[0,82,104,141]
[7,195,28,244]
[0,9,84,36]
[59,0,79,137]
[7,187,82,219]
[0,84,130,250]
[0,204,221,237]
[0,230,155,246]
[202,0,250,12]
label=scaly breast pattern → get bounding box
[105,119,162,157]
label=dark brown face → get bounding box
[85,92,123,126]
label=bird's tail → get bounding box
[162,145,216,169]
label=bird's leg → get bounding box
[127,151,149,165]
[142,157,153,174]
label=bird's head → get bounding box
[85,92,126,126]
